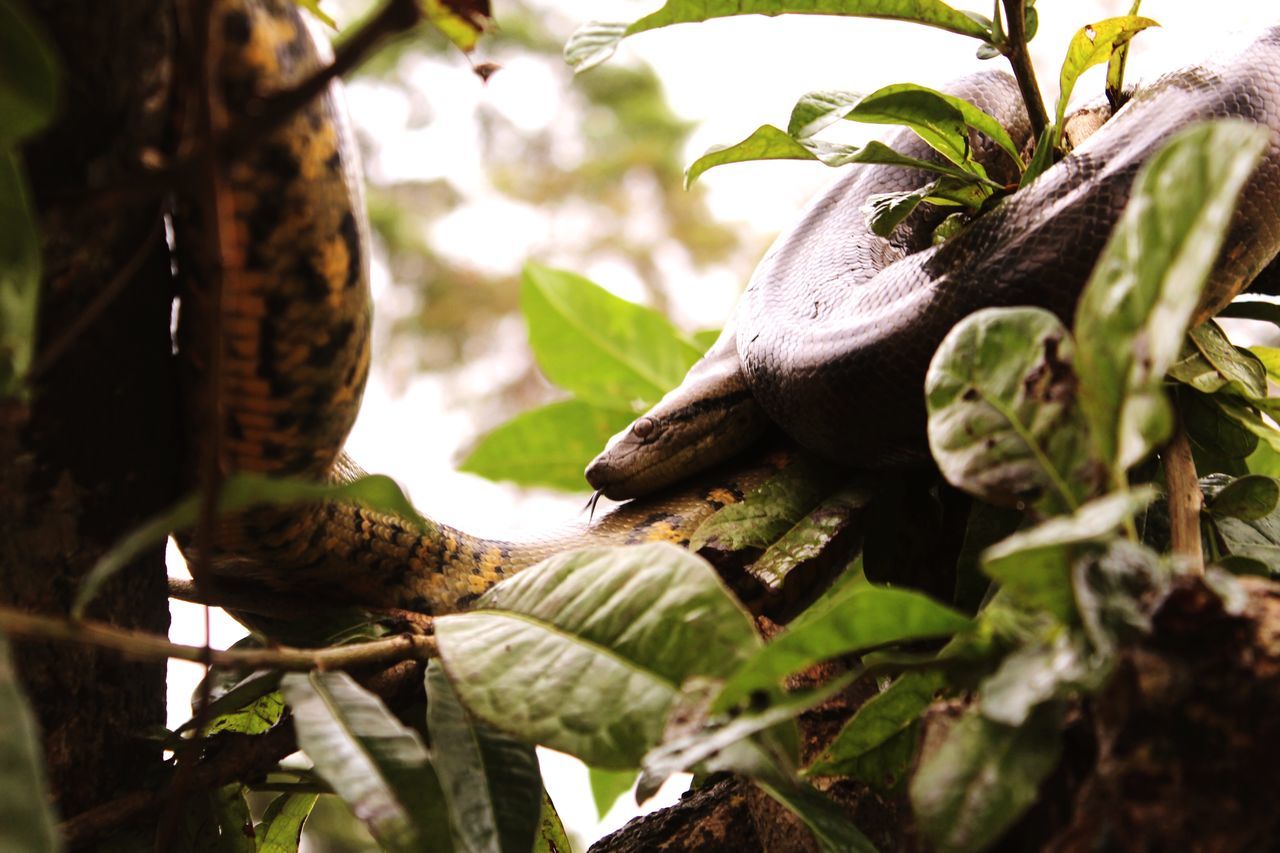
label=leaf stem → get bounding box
[1163,422,1205,574]
[1000,0,1049,142]
[0,605,437,670]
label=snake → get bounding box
[175,0,787,616]
[586,25,1280,500]
[179,4,1280,614]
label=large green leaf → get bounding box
[748,486,874,589]
[0,634,59,853]
[685,125,991,190]
[281,672,451,852]
[0,0,59,147]
[565,0,991,72]
[1053,16,1158,149]
[982,488,1155,621]
[74,470,424,617]
[926,306,1097,515]
[425,661,543,853]
[588,767,637,820]
[520,264,701,410]
[255,793,319,853]
[807,669,946,777]
[910,702,1064,853]
[1188,321,1268,398]
[435,543,760,767]
[0,151,40,397]
[714,585,969,711]
[459,399,633,491]
[1074,120,1270,478]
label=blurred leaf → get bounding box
[1251,345,1280,383]
[1074,121,1269,477]
[1072,540,1169,655]
[714,586,969,712]
[292,0,336,28]
[1207,474,1280,521]
[589,767,637,819]
[0,152,40,396]
[74,471,423,617]
[982,488,1155,621]
[565,0,990,72]
[255,793,319,853]
[749,485,874,589]
[685,125,987,188]
[690,455,842,554]
[0,0,59,146]
[1188,321,1267,398]
[460,400,633,491]
[425,661,542,853]
[0,634,59,853]
[421,0,492,51]
[926,306,1097,515]
[521,264,701,410]
[978,633,1098,726]
[911,702,1063,853]
[435,543,759,767]
[1053,16,1159,148]
[282,672,450,852]
[1248,440,1280,477]
[807,669,946,777]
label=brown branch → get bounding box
[1163,423,1204,574]
[1000,0,1049,141]
[0,604,437,670]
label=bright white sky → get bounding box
[168,1,1274,846]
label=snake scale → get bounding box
[177,0,786,615]
[180,3,1280,614]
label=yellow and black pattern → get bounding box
[176,0,780,615]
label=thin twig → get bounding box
[1164,422,1205,574]
[0,604,437,669]
[1000,0,1049,141]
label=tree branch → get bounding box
[1163,423,1204,574]
[1000,0,1049,141]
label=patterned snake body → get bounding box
[178,0,783,615]
[588,26,1280,498]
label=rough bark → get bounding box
[2,0,177,821]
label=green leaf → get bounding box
[1251,345,1280,383]
[589,767,637,819]
[74,470,424,617]
[421,0,490,51]
[1168,347,1229,395]
[435,543,760,767]
[807,669,946,777]
[183,783,254,853]
[565,0,991,72]
[205,684,284,736]
[1074,120,1270,477]
[293,0,337,29]
[926,306,1098,515]
[521,264,701,410]
[0,634,59,853]
[749,485,874,589]
[910,702,1064,853]
[714,586,969,712]
[255,793,319,853]
[0,151,40,396]
[459,400,633,491]
[425,661,542,853]
[533,791,571,853]
[756,773,879,853]
[1212,395,1280,454]
[1188,321,1267,398]
[0,0,59,146]
[1181,390,1258,466]
[978,633,1099,726]
[1053,16,1159,149]
[1207,474,1280,521]
[982,488,1155,621]
[685,125,989,188]
[1018,125,1055,188]
[1072,540,1169,655]
[281,672,450,852]
[1104,1,1143,110]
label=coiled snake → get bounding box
[180,3,1280,614]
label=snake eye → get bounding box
[632,417,660,442]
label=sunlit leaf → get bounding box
[255,793,319,853]
[589,767,637,819]
[1053,16,1159,148]
[282,672,450,852]
[460,400,633,492]
[911,702,1063,853]
[435,543,759,767]
[425,662,542,853]
[1074,120,1269,477]
[0,634,59,853]
[533,791,571,853]
[927,306,1098,515]
[521,264,701,410]
[565,0,991,72]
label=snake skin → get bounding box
[741,27,1280,467]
